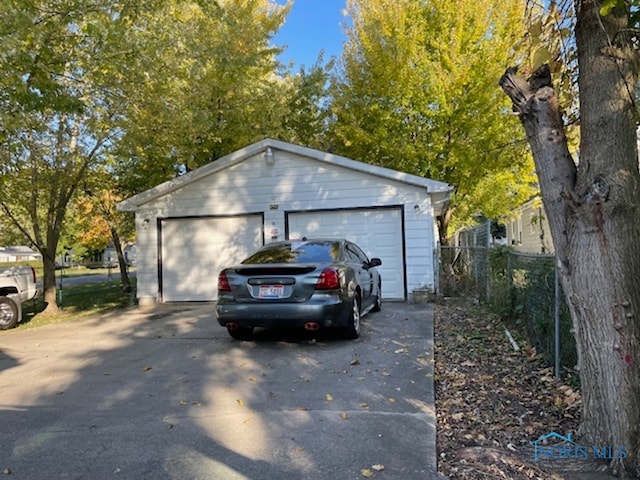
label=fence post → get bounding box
[485,248,490,303]
[507,251,513,310]
[434,244,440,296]
[554,265,561,379]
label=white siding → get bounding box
[143,152,421,215]
[134,214,160,303]
[131,149,441,303]
[404,202,437,292]
[506,197,554,254]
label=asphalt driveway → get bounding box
[0,302,437,480]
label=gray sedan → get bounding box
[215,238,382,340]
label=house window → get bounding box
[510,220,521,245]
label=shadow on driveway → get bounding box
[0,302,437,479]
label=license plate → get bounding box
[258,285,285,298]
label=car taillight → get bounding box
[218,272,231,292]
[316,267,340,290]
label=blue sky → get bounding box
[272,0,348,70]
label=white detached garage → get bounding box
[117,139,452,305]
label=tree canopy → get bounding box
[0,0,142,308]
[0,0,300,308]
[1,0,592,303]
[326,0,538,239]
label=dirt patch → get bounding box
[434,296,617,479]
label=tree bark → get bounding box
[109,225,131,294]
[41,250,59,314]
[500,2,640,475]
[437,205,454,246]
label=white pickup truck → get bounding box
[0,265,38,329]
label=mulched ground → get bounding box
[434,296,616,480]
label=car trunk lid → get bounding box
[225,264,324,302]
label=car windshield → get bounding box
[242,241,340,264]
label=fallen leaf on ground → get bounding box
[434,297,582,480]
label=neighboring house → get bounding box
[0,246,42,263]
[452,220,499,248]
[117,138,452,305]
[84,243,137,268]
[506,196,554,254]
[104,243,137,267]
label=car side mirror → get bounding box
[367,258,382,268]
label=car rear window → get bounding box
[242,241,340,264]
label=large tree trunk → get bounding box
[41,249,59,314]
[437,205,454,245]
[41,224,62,314]
[500,2,640,476]
[109,225,131,294]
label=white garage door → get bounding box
[160,215,263,301]
[288,208,405,299]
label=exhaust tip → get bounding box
[226,322,239,331]
[304,322,320,331]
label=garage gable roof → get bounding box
[117,138,453,212]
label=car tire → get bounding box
[0,297,19,330]
[371,279,382,312]
[343,294,361,340]
[227,326,254,341]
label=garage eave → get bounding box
[431,191,452,217]
[116,141,273,212]
[116,138,453,212]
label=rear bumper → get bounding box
[215,293,353,329]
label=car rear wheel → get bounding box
[343,294,361,340]
[0,297,19,330]
[227,325,254,341]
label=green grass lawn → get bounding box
[18,278,137,329]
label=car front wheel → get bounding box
[0,297,19,330]
[343,295,361,340]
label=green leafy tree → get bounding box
[79,173,135,292]
[278,58,335,150]
[0,0,301,309]
[0,0,143,312]
[501,0,640,474]
[328,0,538,241]
[112,0,292,193]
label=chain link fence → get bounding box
[439,244,577,378]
